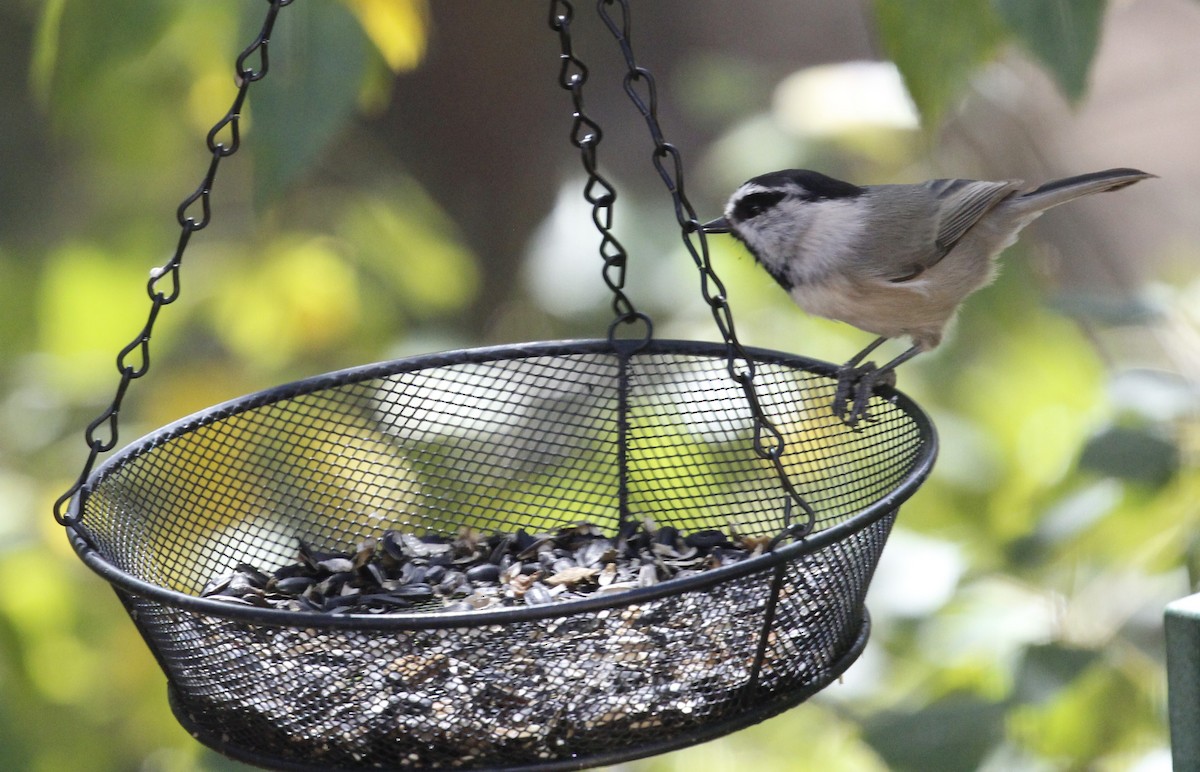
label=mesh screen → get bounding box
[74,341,932,770]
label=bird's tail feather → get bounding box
[1014,167,1155,212]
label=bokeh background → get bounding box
[2,0,1199,769]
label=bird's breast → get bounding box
[788,275,957,347]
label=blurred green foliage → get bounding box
[1,1,1196,771]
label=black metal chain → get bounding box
[547,1,651,345]
[53,0,294,527]
[593,0,817,536]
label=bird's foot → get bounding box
[833,361,897,428]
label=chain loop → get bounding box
[53,0,293,527]
[548,0,645,341]
[593,0,817,537]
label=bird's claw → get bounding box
[832,362,897,428]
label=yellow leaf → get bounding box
[343,0,428,73]
[211,236,361,367]
[37,242,169,396]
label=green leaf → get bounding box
[1079,425,1179,486]
[993,0,1107,102]
[337,187,481,316]
[33,0,176,108]
[1013,643,1098,705]
[872,0,1007,125]
[241,2,373,205]
[861,693,1007,771]
[1010,655,1151,761]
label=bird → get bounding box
[700,167,1155,425]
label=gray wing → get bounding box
[927,178,1023,256]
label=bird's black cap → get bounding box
[746,169,865,201]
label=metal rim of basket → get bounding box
[66,337,938,632]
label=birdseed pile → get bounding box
[179,520,835,767]
[200,520,774,614]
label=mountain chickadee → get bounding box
[701,167,1154,424]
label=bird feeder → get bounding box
[55,2,936,769]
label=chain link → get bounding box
[548,1,651,346]
[53,0,294,527]
[593,0,817,536]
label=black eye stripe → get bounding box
[733,190,786,221]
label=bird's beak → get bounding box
[699,216,731,234]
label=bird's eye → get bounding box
[733,190,786,221]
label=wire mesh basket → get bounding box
[67,339,935,771]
